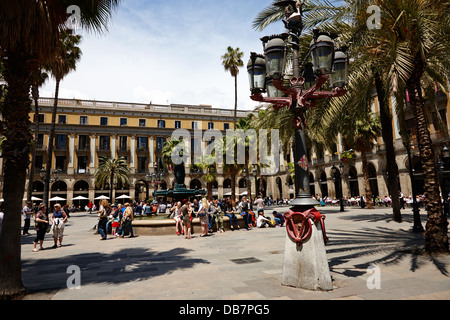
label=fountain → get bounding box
[133,163,235,236]
[153,163,206,201]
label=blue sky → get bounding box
[41,0,284,110]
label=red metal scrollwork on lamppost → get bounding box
[284,208,328,246]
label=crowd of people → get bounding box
[13,193,285,252]
[92,194,286,241]
[163,196,286,239]
[10,188,449,252]
[313,191,439,209]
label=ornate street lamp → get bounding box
[147,162,166,192]
[40,168,60,183]
[248,0,348,291]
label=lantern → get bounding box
[247,53,267,92]
[330,50,348,88]
[264,36,286,79]
[310,35,335,75]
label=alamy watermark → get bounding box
[65,5,82,32]
[366,264,381,290]
[67,265,81,290]
[367,5,381,30]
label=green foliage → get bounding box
[221,46,244,78]
[94,156,131,190]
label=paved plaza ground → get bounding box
[19,204,449,302]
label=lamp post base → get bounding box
[281,219,333,291]
[281,191,333,291]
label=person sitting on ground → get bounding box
[256,212,271,228]
[272,211,285,227]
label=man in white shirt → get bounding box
[22,202,33,235]
[254,194,265,215]
[256,212,270,228]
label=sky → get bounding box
[40,0,285,111]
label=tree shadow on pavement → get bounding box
[22,247,209,293]
[336,211,421,224]
[326,226,449,277]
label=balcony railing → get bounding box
[37,97,256,118]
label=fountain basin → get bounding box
[132,215,248,236]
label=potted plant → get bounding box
[340,149,356,162]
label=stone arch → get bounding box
[348,165,359,197]
[190,179,202,190]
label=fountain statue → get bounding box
[153,162,206,201]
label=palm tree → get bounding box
[196,156,217,201]
[253,0,449,252]
[43,29,82,211]
[235,114,257,201]
[347,114,382,209]
[161,138,185,168]
[27,66,49,202]
[221,46,244,124]
[0,0,120,299]
[94,156,131,202]
[374,0,449,252]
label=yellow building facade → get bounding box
[6,98,294,206]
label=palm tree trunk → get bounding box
[234,75,238,125]
[110,172,114,203]
[27,84,41,202]
[43,79,60,211]
[231,173,236,204]
[374,71,402,222]
[207,182,213,201]
[246,164,252,202]
[0,49,32,299]
[407,67,449,253]
[361,151,374,209]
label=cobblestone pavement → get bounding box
[19,205,450,301]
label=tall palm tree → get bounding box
[235,114,257,201]
[27,66,48,202]
[221,46,244,124]
[348,114,382,209]
[43,29,82,210]
[95,156,131,202]
[0,0,120,299]
[374,0,449,252]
